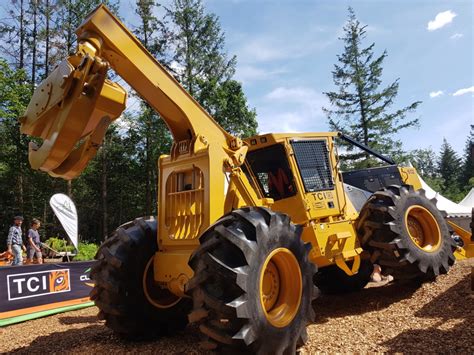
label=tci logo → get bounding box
[80,267,94,287]
[7,269,71,300]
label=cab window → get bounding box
[245,144,296,201]
[291,140,334,192]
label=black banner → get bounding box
[0,261,95,318]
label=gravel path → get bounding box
[1,259,473,354]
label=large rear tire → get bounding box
[90,217,191,339]
[358,185,456,280]
[186,207,318,354]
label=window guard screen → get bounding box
[291,140,334,192]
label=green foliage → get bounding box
[54,0,120,55]
[201,79,257,137]
[0,59,32,248]
[134,0,168,60]
[75,242,99,261]
[45,237,75,253]
[165,0,257,137]
[437,139,463,202]
[0,0,257,246]
[459,125,474,190]
[407,148,438,179]
[167,0,236,96]
[324,7,420,168]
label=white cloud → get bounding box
[429,90,444,98]
[235,65,287,84]
[450,33,463,39]
[265,87,327,112]
[266,87,318,102]
[234,32,334,65]
[256,86,329,134]
[427,10,457,31]
[452,86,474,96]
[169,60,185,76]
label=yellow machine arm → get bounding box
[20,5,236,180]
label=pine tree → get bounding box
[29,0,39,90]
[133,0,172,216]
[53,0,119,59]
[0,0,29,69]
[166,0,235,96]
[437,138,462,201]
[201,79,257,137]
[409,148,438,179]
[166,0,257,137]
[38,0,54,78]
[324,7,420,167]
[459,125,474,190]
[0,59,31,246]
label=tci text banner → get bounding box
[0,261,95,318]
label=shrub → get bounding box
[75,242,99,261]
[44,237,75,252]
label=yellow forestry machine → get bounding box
[19,5,473,354]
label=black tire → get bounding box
[314,259,373,294]
[90,217,191,339]
[357,185,456,280]
[186,207,318,354]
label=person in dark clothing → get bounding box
[7,216,25,266]
[26,219,43,264]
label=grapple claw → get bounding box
[20,51,126,179]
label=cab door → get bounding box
[289,138,343,220]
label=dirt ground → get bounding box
[1,259,473,354]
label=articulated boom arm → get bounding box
[20,5,238,179]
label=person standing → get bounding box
[7,216,25,266]
[26,219,43,264]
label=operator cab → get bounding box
[244,144,296,201]
[243,133,342,224]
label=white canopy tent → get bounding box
[419,177,472,217]
[459,188,474,208]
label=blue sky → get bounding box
[123,0,472,155]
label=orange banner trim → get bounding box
[0,297,91,319]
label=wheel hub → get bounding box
[405,205,441,252]
[262,261,280,311]
[259,248,302,328]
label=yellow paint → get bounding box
[143,257,182,308]
[398,167,422,189]
[259,248,302,328]
[405,205,442,252]
[447,221,474,260]
[20,5,473,300]
[153,250,194,295]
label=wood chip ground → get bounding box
[1,259,473,354]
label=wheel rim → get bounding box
[405,205,441,252]
[259,248,302,328]
[143,257,181,309]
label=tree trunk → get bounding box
[19,0,25,69]
[44,0,50,77]
[31,0,38,90]
[102,139,108,239]
[66,0,73,54]
[145,116,151,216]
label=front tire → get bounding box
[358,185,456,280]
[187,207,318,354]
[90,217,191,339]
